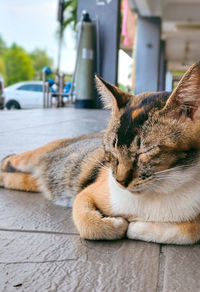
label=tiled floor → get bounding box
[0,108,200,292]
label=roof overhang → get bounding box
[128,0,200,69]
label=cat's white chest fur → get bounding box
[108,169,200,222]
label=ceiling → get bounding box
[128,0,200,70]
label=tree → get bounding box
[0,35,7,56]
[4,43,35,85]
[57,0,77,72]
[62,0,78,31]
[0,35,7,82]
[0,56,6,82]
[30,49,53,79]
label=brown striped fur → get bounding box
[2,62,200,243]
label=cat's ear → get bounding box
[95,75,132,113]
[163,62,200,121]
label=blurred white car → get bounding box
[4,81,44,109]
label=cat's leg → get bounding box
[1,133,103,174]
[0,172,40,192]
[73,190,128,240]
[0,138,68,173]
[127,220,200,244]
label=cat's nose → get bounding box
[116,178,126,187]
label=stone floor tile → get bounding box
[0,232,85,264]
[0,189,77,234]
[162,245,200,292]
[0,108,109,134]
[0,239,160,292]
[0,109,108,158]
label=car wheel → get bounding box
[6,100,21,110]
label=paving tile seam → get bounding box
[156,244,167,292]
[0,259,78,265]
[0,228,79,236]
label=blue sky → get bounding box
[0,0,76,73]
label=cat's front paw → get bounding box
[79,216,128,240]
[127,221,196,244]
[103,217,129,239]
[127,221,152,242]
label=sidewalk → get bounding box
[0,108,200,292]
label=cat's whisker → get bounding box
[92,157,109,171]
[154,174,200,186]
[154,166,185,175]
[155,175,178,179]
[161,163,198,173]
[154,176,182,181]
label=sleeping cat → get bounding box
[1,62,200,244]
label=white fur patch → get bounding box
[108,168,200,222]
[127,222,192,244]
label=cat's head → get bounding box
[96,62,200,196]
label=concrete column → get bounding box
[134,16,161,94]
[158,40,166,91]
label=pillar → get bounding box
[158,40,166,91]
[134,16,161,94]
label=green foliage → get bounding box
[118,83,132,93]
[4,43,35,85]
[172,71,185,75]
[57,0,77,37]
[56,0,77,72]
[63,0,78,31]
[30,48,53,79]
[0,35,53,86]
[0,35,7,82]
[0,35,7,55]
[0,56,6,81]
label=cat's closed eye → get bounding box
[140,145,159,155]
[138,146,160,163]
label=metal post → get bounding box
[58,73,64,107]
[57,29,63,74]
[50,92,53,108]
[134,17,161,94]
[42,69,47,108]
[158,40,166,91]
[57,0,64,73]
[46,82,50,108]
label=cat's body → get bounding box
[1,62,200,244]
